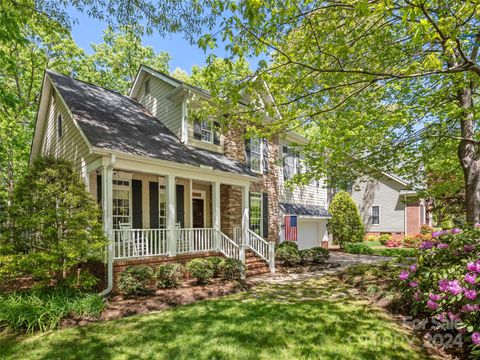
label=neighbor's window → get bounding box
[250,137,262,173]
[57,114,63,138]
[201,121,213,143]
[113,179,131,229]
[371,206,380,225]
[159,184,167,229]
[250,193,263,236]
[144,78,150,95]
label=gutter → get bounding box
[99,154,116,297]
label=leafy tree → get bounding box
[4,157,107,285]
[328,191,364,247]
[79,26,171,94]
[145,1,480,224]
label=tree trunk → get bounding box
[457,86,480,224]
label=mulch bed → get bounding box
[276,262,342,274]
[61,278,254,328]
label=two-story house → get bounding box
[30,65,329,293]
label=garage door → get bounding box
[297,219,321,250]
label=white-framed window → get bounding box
[144,78,150,95]
[283,146,299,179]
[371,206,380,225]
[113,179,131,229]
[250,192,263,236]
[57,114,63,138]
[250,137,262,173]
[201,121,213,143]
[159,184,167,229]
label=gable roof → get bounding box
[46,70,257,178]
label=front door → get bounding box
[192,198,204,228]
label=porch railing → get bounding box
[246,229,276,273]
[113,229,169,259]
[218,230,240,260]
[177,228,216,254]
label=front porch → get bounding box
[86,156,275,279]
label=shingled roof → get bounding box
[47,71,257,178]
[279,203,331,218]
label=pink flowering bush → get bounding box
[396,226,480,356]
[385,239,402,248]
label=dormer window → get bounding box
[57,114,63,138]
[144,78,150,95]
[200,121,212,143]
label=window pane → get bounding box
[250,193,262,236]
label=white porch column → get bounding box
[212,182,221,249]
[241,185,250,246]
[166,175,176,256]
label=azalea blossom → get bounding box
[429,293,441,302]
[464,244,475,253]
[427,300,439,310]
[461,304,477,313]
[472,332,480,345]
[419,241,435,250]
[399,270,409,280]
[451,228,461,234]
[438,279,449,292]
[408,281,418,288]
[464,289,478,301]
[437,243,449,249]
[413,291,421,301]
[409,264,417,273]
[465,272,477,285]
[467,262,478,272]
[447,280,463,296]
[448,312,461,321]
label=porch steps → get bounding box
[245,250,270,277]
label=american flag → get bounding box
[285,215,298,241]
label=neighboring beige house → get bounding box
[30,66,329,293]
[348,173,431,239]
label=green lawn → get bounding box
[0,277,431,360]
[364,241,416,257]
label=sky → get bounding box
[67,7,228,74]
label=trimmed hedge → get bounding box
[156,263,184,289]
[118,265,154,295]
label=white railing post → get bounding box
[239,244,246,279]
[241,185,249,247]
[212,182,221,251]
[268,241,275,273]
[166,175,176,256]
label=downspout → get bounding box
[404,194,408,236]
[99,154,116,297]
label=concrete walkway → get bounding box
[256,252,391,284]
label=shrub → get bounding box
[117,265,154,295]
[219,258,246,280]
[299,247,330,264]
[403,235,421,248]
[395,227,480,356]
[385,239,402,248]
[64,269,99,291]
[206,256,224,277]
[344,243,374,255]
[2,157,107,287]
[155,263,184,289]
[275,245,301,266]
[0,289,105,333]
[186,259,214,285]
[420,224,433,235]
[365,235,378,242]
[328,191,364,247]
[378,233,392,245]
[277,241,299,251]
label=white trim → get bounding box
[249,192,263,237]
[249,136,263,174]
[92,147,258,185]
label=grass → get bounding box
[0,289,105,333]
[0,277,432,360]
[363,241,417,257]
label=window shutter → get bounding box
[262,192,269,238]
[213,121,221,145]
[149,182,159,228]
[96,174,102,205]
[132,179,143,229]
[193,121,202,140]
[282,146,290,179]
[176,185,185,228]
[262,138,269,174]
[245,135,251,167]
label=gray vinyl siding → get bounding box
[278,139,328,207]
[350,175,405,232]
[39,89,93,175]
[137,74,183,138]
